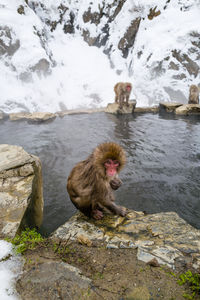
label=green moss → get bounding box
[7,228,44,254]
[178,270,200,299]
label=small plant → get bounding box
[7,228,44,254]
[178,270,200,299]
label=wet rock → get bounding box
[175,104,200,115]
[16,261,93,300]
[159,101,183,113]
[0,144,43,238]
[52,211,200,270]
[105,100,136,114]
[9,112,56,122]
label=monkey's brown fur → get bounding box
[188,85,199,104]
[114,82,132,108]
[67,142,126,218]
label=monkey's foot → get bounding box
[92,209,104,220]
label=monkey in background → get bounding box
[67,142,127,220]
[188,85,199,104]
[114,82,132,109]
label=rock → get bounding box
[9,112,56,122]
[159,102,183,113]
[146,257,160,267]
[0,26,20,56]
[0,144,43,238]
[77,234,92,247]
[175,104,200,115]
[51,211,200,270]
[118,18,141,58]
[105,100,136,114]
[16,261,93,300]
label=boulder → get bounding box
[175,104,200,115]
[105,100,136,114]
[159,102,183,113]
[9,112,56,122]
[52,211,200,270]
[0,144,43,238]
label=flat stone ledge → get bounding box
[175,104,200,115]
[52,210,200,270]
[9,112,56,122]
[105,100,136,114]
[159,102,183,113]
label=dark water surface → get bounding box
[0,112,200,235]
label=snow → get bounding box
[0,240,21,300]
[0,0,199,112]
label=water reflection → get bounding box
[0,112,199,235]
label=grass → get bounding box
[7,227,44,254]
[178,270,200,299]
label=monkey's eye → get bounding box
[112,160,119,167]
[104,159,119,168]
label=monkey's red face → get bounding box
[104,159,119,177]
[126,85,131,92]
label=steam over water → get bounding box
[0,112,200,235]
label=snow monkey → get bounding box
[114,82,132,109]
[67,142,127,220]
[188,85,199,104]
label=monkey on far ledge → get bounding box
[114,82,132,109]
[188,84,199,104]
[67,142,127,220]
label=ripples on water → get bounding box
[0,112,200,235]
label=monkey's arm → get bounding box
[101,197,126,217]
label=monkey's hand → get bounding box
[118,206,127,217]
[110,178,122,190]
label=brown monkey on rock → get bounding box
[188,84,199,104]
[67,142,127,220]
[114,82,132,109]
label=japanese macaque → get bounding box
[114,82,132,109]
[67,142,127,220]
[188,85,199,104]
